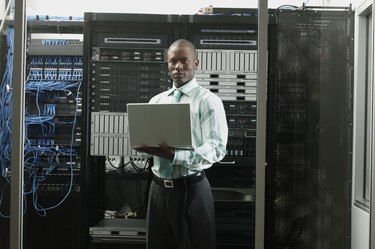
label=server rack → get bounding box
[266,7,354,249]
[83,11,265,248]
[82,13,180,248]
[0,19,85,249]
[181,12,259,249]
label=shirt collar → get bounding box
[168,78,199,97]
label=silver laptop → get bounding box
[127,103,193,149]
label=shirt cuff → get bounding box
[170,148,188,165]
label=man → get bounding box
[136,39,228,249]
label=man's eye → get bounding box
[168,59,189,64]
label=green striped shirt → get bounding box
[149,78,228,179]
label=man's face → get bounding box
[167,45,199,88]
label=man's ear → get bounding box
[195,59,199,69]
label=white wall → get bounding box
[352,206,370,249]
[23,0,355,16]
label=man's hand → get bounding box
[135,143,175,161]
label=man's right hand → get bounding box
[135,143,175,161]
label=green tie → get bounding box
[173,89,182,103]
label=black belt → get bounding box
[153,171,205,188]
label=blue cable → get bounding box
[0,28,13,181]
[32,80,81,213]
[0,38,83,215]
[22,53,82,215]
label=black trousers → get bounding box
[146,176,216,249]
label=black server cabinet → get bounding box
[21,19,84,249]
[82,13,180,249]
[181,13,259,249]
[266,7,353,249]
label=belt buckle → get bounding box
[163,179,174,188]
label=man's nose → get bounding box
[174,61,184,69]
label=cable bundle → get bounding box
[0,28,13,217]
[0,27,83,217]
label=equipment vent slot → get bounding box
[104,37,161,45]
[200,39,256,46]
